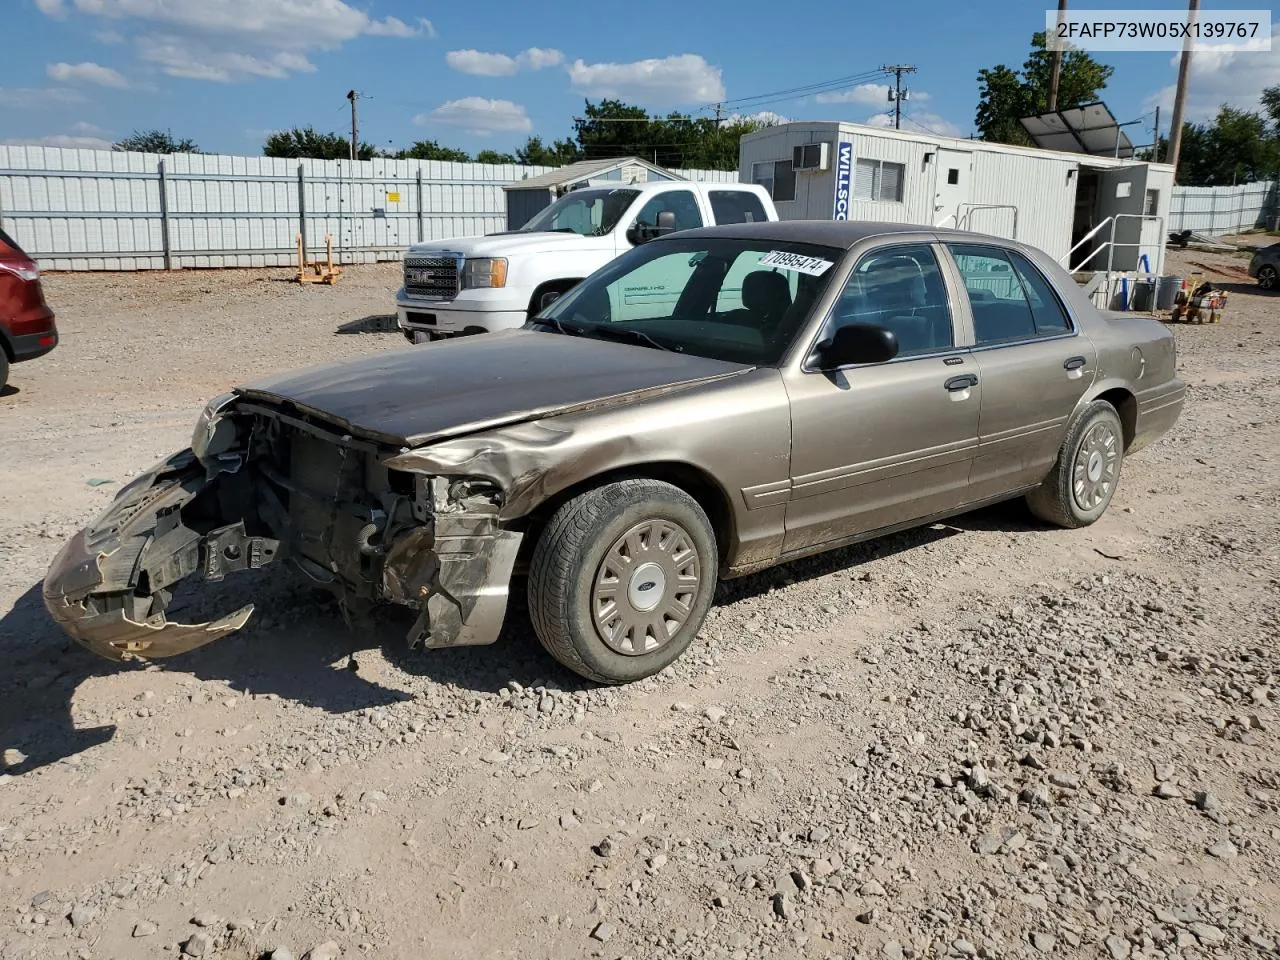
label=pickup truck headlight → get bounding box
[463,258,507,289]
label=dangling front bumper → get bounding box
[42,449,280,661]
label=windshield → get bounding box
[518,188,640,237]
[533,236,844,365]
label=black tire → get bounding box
[1259,265,1277,291]
[0,350,8,393]
[1027,400,1125,529]
[528,479,718,684]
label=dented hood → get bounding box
[236,329,750,447]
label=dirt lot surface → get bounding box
[1,254,1278,960]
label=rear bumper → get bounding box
[8,326,59,362]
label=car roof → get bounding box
[662,219,1012,250]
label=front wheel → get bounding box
[1027,400,1125,528]
[528,479,718,684]
[1259,265,1277,291]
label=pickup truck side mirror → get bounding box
[813,323,899,369]
[625,210,679,246]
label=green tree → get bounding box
[516,135,580,166]
[114,129,200,153]
[264,127,375,160]
[474,149,517,164]
[975,32,1114,145]
[392,139,471,161]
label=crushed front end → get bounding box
[43,395,523,661]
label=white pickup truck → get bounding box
[394,180,777,342]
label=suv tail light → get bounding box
[0,260,40,282]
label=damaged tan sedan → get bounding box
[44,222,1186,683]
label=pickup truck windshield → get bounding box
[518,188,641,237]
[535,236,843,366]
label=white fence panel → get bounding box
[0,146,559,270]
[1168,181,1279,236]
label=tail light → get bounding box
[0,260,40,282]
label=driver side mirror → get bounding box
[813,323,899,369]
[625,210,679,246]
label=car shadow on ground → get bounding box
[335,314,398,335]
[0,499,1044,775]
[0,384,20,398]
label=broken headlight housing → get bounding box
[191,392,238,463]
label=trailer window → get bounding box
[751,159,795,203]
[854,159,905,203]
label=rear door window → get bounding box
[708,190,769,225]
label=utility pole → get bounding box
[1166,0,1198,180]
[1152,105,1161,163]
[714,103,723,126]
[346,89,359,162]
[1048,0,1068,111]
[881,64,917,130]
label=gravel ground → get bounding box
[0,254,1277,960]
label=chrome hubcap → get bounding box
[1073,421,1119,511]
[592,519,701,656]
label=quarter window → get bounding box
[829,243,953,358]
[948,243,1072,344]
[853,158,905,203]
[709,190,769,224]
[751,159,796,202]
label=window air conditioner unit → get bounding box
[793,142,830,173]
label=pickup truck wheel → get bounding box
[529,479,718,684]
[1026,400,1124,528]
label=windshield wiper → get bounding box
[538,317,589,337]
[590,326,677,352]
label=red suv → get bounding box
[0,227,58,391]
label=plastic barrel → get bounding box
[1155,276,1182,310]
[1130,278,1155,311]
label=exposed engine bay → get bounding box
[43,396,523,661]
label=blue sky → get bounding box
[4,0,1278,157]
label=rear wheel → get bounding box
[1027,400,1124,528]
[0,350,9,393]
[1259,265,1277,291]
[528,479,718,684]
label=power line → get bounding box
[703,67,891,112]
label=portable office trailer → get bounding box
[502,157,683,230]
[739,121,1174,275]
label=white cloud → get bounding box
[446,47,564,77]
[447,49,517,77]
[0,86,86,107]
[36,0,424,82]
[1144,26,1280,122]
[816,83,890,106]
[47,61,129,88]
[518,47,563,70]
[3,132,114,150]
[419,98,534,136]
[864,110,966,139]
[567,54,725,106]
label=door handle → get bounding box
[944,374,979,391]
[1063,356,1087,370]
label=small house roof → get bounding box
[503,156,684,191]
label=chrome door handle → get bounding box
[944,374,978,391]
